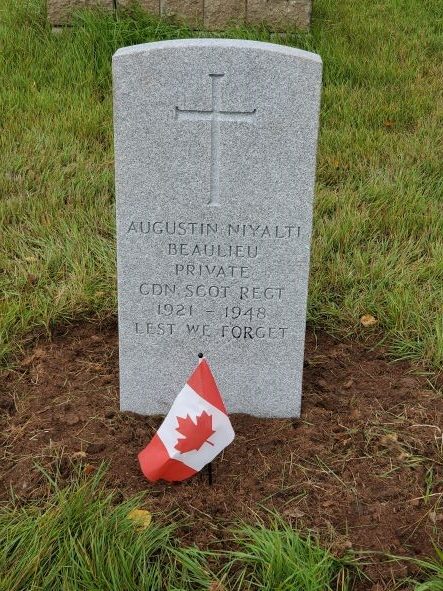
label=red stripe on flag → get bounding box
[187,359,227,414]
[138,434,197,482]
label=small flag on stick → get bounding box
[138,357,235,482]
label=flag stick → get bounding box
[198,353,213,485]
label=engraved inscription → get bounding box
[125,219,303,343]
[175,74,256,207]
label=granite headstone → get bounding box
[113,39,322,417]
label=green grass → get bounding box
[415,563,443,591]
[408,547,443,591]
[220,518,352,591]
[0,467,351,591]
[0,467,212,591]
[0,0,442,367]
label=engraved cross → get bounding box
[175,74,256,206]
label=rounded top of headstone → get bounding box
[113,38,322,65]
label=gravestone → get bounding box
[113,39,322,417]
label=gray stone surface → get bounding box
[113,39,322,417]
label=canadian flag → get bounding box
[138,358,235,482]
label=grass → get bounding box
[0,467,352,591]
[412,548,443,591]
[0,467,212,591]
[0,0,442,367]
[388,547,443,591]
[219,518,353,591]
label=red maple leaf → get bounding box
[174,411,215,454]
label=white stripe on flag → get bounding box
[157,384,234,472]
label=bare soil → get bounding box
[1,321,442,589]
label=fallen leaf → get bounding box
[127,509,152,530]
[175,411,215,453]
[83,464,96,475]
[72,451,87,459]
[360,314,378,327]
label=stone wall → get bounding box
[47,0,311,30]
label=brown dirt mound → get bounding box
[1,321,442,589]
